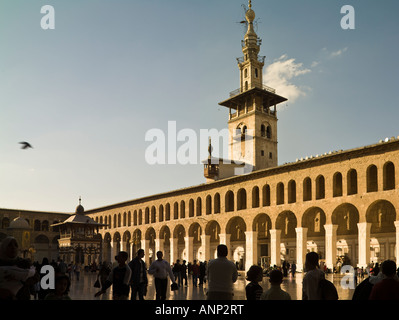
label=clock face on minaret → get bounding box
[218,0,287,172]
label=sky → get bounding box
[0,0,398,213]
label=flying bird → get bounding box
[19,142,33,149]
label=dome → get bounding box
[9,217,30,229]
[75,204,85,215]
[75,197,85,215]
[246,8,255,23]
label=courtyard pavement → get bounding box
[68,270,356,301]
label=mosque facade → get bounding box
[1,1,398,272]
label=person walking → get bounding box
[206,244,238,300]
[148,251,176,300]
[128,249,148,300]
[95,251,132,300]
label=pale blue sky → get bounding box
[0,0,398,212]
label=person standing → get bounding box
[128,249,148,300]
[95,251,131,300]
[369,260,399,300]
[206,244,238,300]
[181,260,188,286]
[192,260,199,287]
[148,251,176,300]
[302,252,325,300]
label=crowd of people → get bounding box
[2,235,399,300]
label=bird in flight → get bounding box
[19,142,33,149]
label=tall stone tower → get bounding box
[218,0,287,172]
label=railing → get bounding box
[236,55,266,64]
[229,84,276,97]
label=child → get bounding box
[95,251,131,300]
[261,269,291,300]
[44,275,71,300]
[245,265,263,300]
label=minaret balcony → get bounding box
[204,163,219,179]
[229,83,276,98]
[236,55,265,64]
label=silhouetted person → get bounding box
[206,244,238,300]
[95,251,131,300]
[148,251,176,300]
[245,265,263,300]
[261,269,291,300]
[369,260,399,300]
[302,252,325,300]
[128,249,148,300]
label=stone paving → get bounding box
[68,270,356,300]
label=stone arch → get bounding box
[180,200,186,219]
[367,164,378,192]
[347,169,358,195]
[226,216,247,241]
[383,161,395,190]
[315,175,325,200]
[159,225,171,245]
[173,224,186,245]
[237,188,247,210]
[205,220,221,243]
[252,213,272,239]
[288,180,296,204]
[366,200,396,233]
[332,203,359,236]
[262,184,271,206]
[303,177,312,201]
[103,233,112,263]
[151,206,156,223]
[189,222,202,244]
[196,197,202,216]
[189,199,195,217]
[206,195,212,215]
[302,207,326,237]
[276,211,297,239]
[122,230,131,257]
[214,193,221,214]
[132,229,142,256]
[145,207,150,224]
[173,202,179,220]
[225,190,234,212]
[333,172,343,197]
[165,203,171,221]
[276,182,284,205]
[113,232,121,253]
[159,205,164,222]
[252,186,260,208]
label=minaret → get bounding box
[218,0,287,171]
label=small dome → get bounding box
[9,217,30,229]
[75,204,85,215]
[246,8,255,23]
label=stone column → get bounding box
[185,236,194,263]
[395,221,399,266]
[357,222,371,268]
[201,235,211,262]
[219,233,232,260]
[170,238,178,265]
[155,238,164,256]
[324,224,338,271]
[295,227,308,272]
[141,239,150,266]
[245,231,258,271]
[270,229,281,267]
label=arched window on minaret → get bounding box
[245,81,248,91]
[255,68,258,78]
[266,125,272,139]
[244,68,248,78]
[261,124,266,137]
